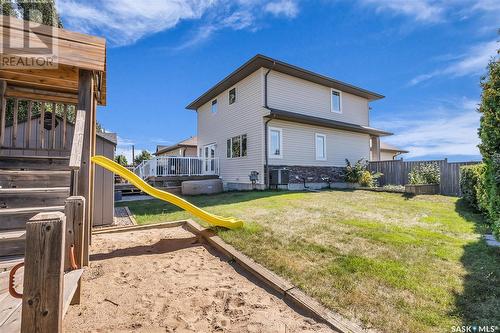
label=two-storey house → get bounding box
[186,55,392,190]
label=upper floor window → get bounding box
[229,88,236,105]
[315,133,326,160]
[331,89,341,113]
[269,127,282,158]
[226,134,247,158]
[211,99,218,113]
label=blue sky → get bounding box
[56,0,499,162]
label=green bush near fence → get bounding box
[460,164,488,213]
[345,159,382,187]
[408,163,440,185]
[477,54,500,239]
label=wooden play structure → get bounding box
[0,16,106,332]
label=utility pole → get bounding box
[132,145,135,167]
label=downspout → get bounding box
[264,62,276,188]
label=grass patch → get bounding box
[119,190,500,333]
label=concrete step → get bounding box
[0,206,65,230]
[0,187,69,209]
[0,170,71,189]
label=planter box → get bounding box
[405,184,440,195]
[357,187,405,193]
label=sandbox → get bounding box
[63,222,338,333]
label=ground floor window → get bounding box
[226,134,247,158]
[315,133,326,160]
[269,127,282,158]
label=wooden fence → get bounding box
[368,159,480,196]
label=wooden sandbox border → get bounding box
[93,220,364,333]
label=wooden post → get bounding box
[89,77,97,248]
[21,212,66,333]
[12,98,18,148]
[65,196,85,305]
[26,100,33,149]
[62,104,68,150]
[51,102,56,150]
[77,69,95,266]
[0,80,6,147]
[40,102,46,149]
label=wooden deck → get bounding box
[0,256,83,333]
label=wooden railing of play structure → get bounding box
[69,109,86,196]
[17,109,87,332]
[20,197,85,332]
[0,86,78,156]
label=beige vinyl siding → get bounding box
[157,146,197,157]
[380,151,397,161]
[197,69,265,184]
[267,71,370,126]
[267,119,370,167]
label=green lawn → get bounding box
[118,190,500,333]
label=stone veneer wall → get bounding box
[268,165,345,184]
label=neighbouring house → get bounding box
[187,54,392,190]
[378,142,409,161]
[155,136,197,157]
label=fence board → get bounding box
[368,159,479,196]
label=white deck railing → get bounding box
[134,156,219,179]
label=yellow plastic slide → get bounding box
[92,155,243,229]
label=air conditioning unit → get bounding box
[269,169,289,185]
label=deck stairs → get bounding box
[0,156,71,258]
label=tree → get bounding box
[2,0,63,27]
[134,150,152,166]
[1,1,16,17]
[114,155,128,167]
[96,122,105,133]
[16,0,62,27]
[478,43,500,239]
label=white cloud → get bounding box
[374,98,481,159]
[409,40,498,85]
[57,0,300,47]
[360,0,444,22]
[360,0,500,28]
[57,0,215,46]
[264,0,299,18]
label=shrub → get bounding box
[485,153,500,239]
[359,170,383,187]
[408,163,440,185]
[460,164,488,213]
[477,52,500,239]
[344,158,367,183]
[344,159,382,187]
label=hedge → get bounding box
[460,164,488,213]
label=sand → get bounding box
[64,226,334,333]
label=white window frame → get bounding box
[315,133,327,161]
[268,127,283,159]
[211,99,218,114]
[228,87,236,105]
[331,89,342,114]
[226,134,248,159]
